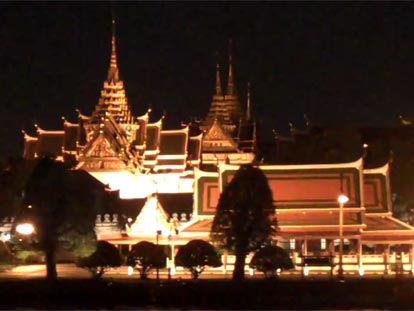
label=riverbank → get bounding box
[0,278,412,309]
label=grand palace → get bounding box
[16,21,414,276]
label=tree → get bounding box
[210,164,278,281]
[127,241,167,279]
[19,157,100,280]
[76,240,122,278]
[175,239,222,279]
[0,157,37,220]
[249,244,294,279]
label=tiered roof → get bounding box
[361,163,414,243]
[198,41,256,163]
[22,20,202,176]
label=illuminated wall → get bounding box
[90,170,194,199]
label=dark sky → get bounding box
[1,2,414,156]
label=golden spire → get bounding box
[107,19,119,83]
[215,62,223,97]
[226,39,236,97]
[246,82,251,121]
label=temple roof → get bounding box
[187,133,203,163]
[361,215,414,243]
[35,130,64,159]
[145,119,162,152]
[63,121,79,152]
[159,127,188,155]
[202,119,237,152]
[126,195,171,236]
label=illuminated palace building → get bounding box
[22,22,414,275]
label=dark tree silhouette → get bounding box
[127,241,167,279]
[210,164,278,281]
[76,240,122,278]
[0,158,37,220]
[175,239,222,279]
[20,157,98,280]
[249,244,294,279]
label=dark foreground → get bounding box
[0,278,413,310]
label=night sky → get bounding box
[2,2,414,156]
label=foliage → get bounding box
[0,240,14,265]
[210,164,277,280]
[59,230,97,258]
[76,240,122,278]
[0,158,37,220]
[127,241,167,279]
[175,239,222,279]
[9,236,43,264]
[16,250,44,264]
[249,244,294,279]
[19,157,102,280]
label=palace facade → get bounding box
[19,21,414,275]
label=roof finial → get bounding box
[246,82,251,121]
[107,19,119,83]
[226,39,236,97]
[215,61,223,97]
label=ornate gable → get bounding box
[203,119,237,151]
[204,120,230,141]
[85,134,118,158]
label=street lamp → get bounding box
[337,194,349,280]
[156,229,162,281]
[16,223,34,235]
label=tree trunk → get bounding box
[233,249,247,281]
[191,269,199,280]
[45,247,57,280]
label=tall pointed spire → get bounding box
[92,18,130,123]
[246,82,251,121]
[107,19,119,83]
[215,62,223,97]
[226,39,236,97]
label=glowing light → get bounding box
[90,171,193,199]
[126,196,172,236]
[338,195,349,204]
[249,268,254,276]
[16,223,34,235]
[303,265,309,276]
[276,268,281,275]
[127,266,134,276]
[359,267,364,276]
[1,232,10,241]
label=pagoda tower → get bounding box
[223,40,243,124]
[22,19,203,198]
[200,41,256,165]
[90,20,132,124]
[77,19,140,173]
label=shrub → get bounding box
[76,240,122,278]
[175,239,222,279]
[249,245,294,279]
[127,241,167,279]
